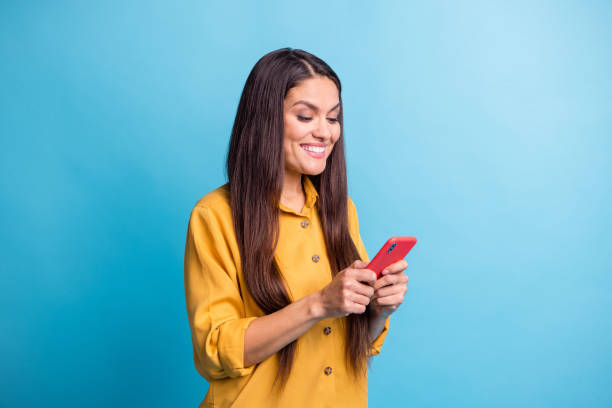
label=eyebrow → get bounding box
[291,100,340,114]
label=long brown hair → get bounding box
[226,48,372,388]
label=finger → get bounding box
[350,260,361,268]
[348,268,377,286]
[374,275,391,290]
[353,260,369,269]
[349,280,375,298]
[341,277,374,297]
[348,301,367,314]
[343,297,368,314]
[374,275,393,290]
[375,273,409,290]
[373,293,405,306]
[349,292,371,306]
[372,283,406,300]
[374,284,407,299]
[381,259,409,276]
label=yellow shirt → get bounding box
[184,176,390,407]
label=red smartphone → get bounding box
[366,237,417,279]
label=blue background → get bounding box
[1,1,611,407]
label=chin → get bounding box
[303,169,325,176]
[300,162,327,176]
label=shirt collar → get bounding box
[302,176,319,210]
[278,176,319,215]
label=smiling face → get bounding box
[283,75,341,180]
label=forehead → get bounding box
[285,76,339,107]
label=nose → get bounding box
[312,116,332,140]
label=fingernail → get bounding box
[382,269,389,275]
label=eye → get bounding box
[327,117,339,124]
[297,115,312,122]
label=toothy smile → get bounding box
[301,145,325,153]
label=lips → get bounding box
[300,144,326,158]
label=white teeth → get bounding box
[302,145,325,153]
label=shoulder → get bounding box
[191,184,231,215]
[193,184,231,212]
[188,184,233,231]
[185,185,242,278]
[347,195,360,222]
[346,195,362,235]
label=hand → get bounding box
[368,259,409,317]
[316,260,377,318]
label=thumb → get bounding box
[352,259,369,269]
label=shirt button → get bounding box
[312,254,320,263]
[324,366,333,375]
[301,220,310,228]
[323,326,331,335]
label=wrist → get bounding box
[368,305,390,320]
[306,291,326,320]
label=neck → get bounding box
[282,168,303,199]
[281,169,305,211]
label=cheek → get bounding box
[326,142,337,159]
[283,139,297,164]
[329,130,341,149]
[332,127,341,143]
[284,117,308,142]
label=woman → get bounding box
[184,48,409,407]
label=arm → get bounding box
[185,205,376,375]
[368,312,389,343]
[243,292,323,366]
[346,197,399,354]
[367,259,409,353]
[243,265,376,366]
[185,205,258,380]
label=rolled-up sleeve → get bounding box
[368,315,391,356]
[184,205,257,381]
